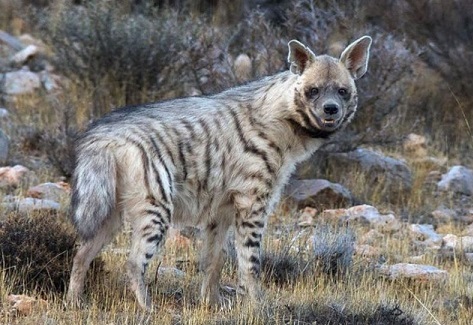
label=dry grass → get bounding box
[1,203,472,324]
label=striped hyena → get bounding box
[67,36,372,310]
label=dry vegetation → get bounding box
[1,0,473,324]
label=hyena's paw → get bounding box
[65,291,86,309]
[201,285,237,311]
[236,284,264,307]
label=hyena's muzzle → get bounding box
[307,85,352,132]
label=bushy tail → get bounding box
[70,147,117,240]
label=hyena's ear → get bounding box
[287,40,316,75]
[340,36,372,80]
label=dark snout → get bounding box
[312,101,344,130]
[323,103,339,115]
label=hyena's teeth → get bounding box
[323,119,335,126]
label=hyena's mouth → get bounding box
[313,116,340,130]
[322,118,336,128]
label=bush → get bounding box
[0,211,103,294]
[44,1,198,116]
[285,302,416,325]
[312,223,355,276]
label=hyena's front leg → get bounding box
[127,197,172,310]
[233,193,268,302]
[200,217,232,306]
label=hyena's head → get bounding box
[287,36,372,138]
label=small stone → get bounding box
[286,178,353,209]
[7,294,48,316]
[437,165,473,196]
[442,234,473,252]
[0,129,9,165]
[0,108,10,118]
[403,133,427,158]
[464,253,473,266]
[158,267,186,278]
[234,53,252,82]
[409,224,442,248]
[2,70,41,95]
[321,205,401,232]
[297,207,317,227]
[2,196,60,213]
[39,71,67,93]
[378,263,448,282]
[10,44,38,65]
[431,207,458,223]
[348,205,401,232]
[0,165,29,187]
[27,182,70,202]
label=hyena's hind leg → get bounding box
[200,216,232,306]
[126,196,172,310]
[67,211,121,307]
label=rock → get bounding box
[10,44,38,65]
[464,253,473,266]
[442,234,473,252]
[158,267,186,278]
[39,71,66,93]
[26,181,70,202]
[0,129,9,165]
[378,263,448,281]
[7,294,48,316]
[234,53,252,82]
[403,133,427,158]
[300,148,413,203]
[286,179,353,209]
[321,205,401,233]
[2,69,41,95]
[437,165,473,196]
[431,206,458,223]
[409,224,442,248]
[0,165,29,187]
[2,196,61,213]
[0,30,24,51]
[0,108,9,118]
[297,207,317,227]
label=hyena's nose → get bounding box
[323,104,339,115]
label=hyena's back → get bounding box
[71,88,287,239]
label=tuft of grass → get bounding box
[0,210,104,294]
[312,223,355,276]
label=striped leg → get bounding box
[127,199,172,310]
[233,194,267,302]
[67,212,121,306]
[200,218,232,306]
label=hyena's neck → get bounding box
[215,71,324,160]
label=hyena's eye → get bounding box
[308,87,319,98]
[338,88,348,97]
